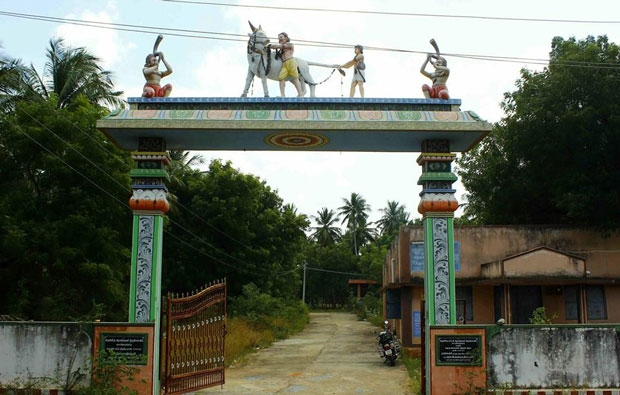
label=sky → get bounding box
[1,0,619,227]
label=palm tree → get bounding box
[0,50,29,111]
[338,193,371,255]
[21,38,124,109]
[167,150,206,215]
[310,207,342,247]
[376,200,411,236]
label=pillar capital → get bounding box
[417,141,458,215]
[129,151,171,214]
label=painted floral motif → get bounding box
[318,110,347,120]
[130,110,159,119]
[433,218,451,324]
[170,110,196,119]
[433,111,460,121]
[358,111,384,120]
[206,110,234,119]
[285,110,309,120]
[395,111,422,121]
[245,110,271,119]
[135,215,154,323]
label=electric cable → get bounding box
[2,10,620,69]
[13,106,302,278]
[160,0,620,25]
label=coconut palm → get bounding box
[21,38,124,109]
[338,193,371,255]
[310,207,342,247]
[376,200,411,236]
[0,50,29,111]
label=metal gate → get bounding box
[163,279,227,394]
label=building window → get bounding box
[586,285,607,320]
[456,286,473,322]
[564,285,579,320]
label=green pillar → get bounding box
[128,137,170,395]
[417,139,459,394]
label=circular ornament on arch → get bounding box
[264,132,329,149]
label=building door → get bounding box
[510,285,542,324]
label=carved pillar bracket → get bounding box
[416,149,458,215]
[129,142,171,214]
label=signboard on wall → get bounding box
[435,335,482,366]
[413,311,421,337]
[100,332,148,365]
[410,241,460,272]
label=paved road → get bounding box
[199,312,412,394]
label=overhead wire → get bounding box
[14,105,301,278]
[2,10,620,70]
[305,266,364,277]
[160,0,620,25]
[4,4,618,278]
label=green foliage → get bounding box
[226,283,309,363]
[375,200,411,236]
[303,243,360,307]
[401,355,422,394]
[230,283,308,336]
[529,306,556,324]
[338,193,374,254]
[352,291,382,321]
[458,35,620,231]
[74,351,142,395]
[310,207,342,246]
[21,38,124,109]
[162,159,309,300]
[0,97,133,321]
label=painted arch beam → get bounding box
[97,97,492,152]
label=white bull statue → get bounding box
[241,21,340,97]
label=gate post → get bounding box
[417,139,459,393]
[128,137,170,395]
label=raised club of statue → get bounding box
[142,35,173,98]
[420,38,450,100]
[241,21,338,98]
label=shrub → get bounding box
[225,283,309,366]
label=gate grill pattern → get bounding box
[164,279,226,394]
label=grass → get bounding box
[224,310,309,367]
[225,317,266,366]
[402,354,422,394]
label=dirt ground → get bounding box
[198,312,413,394]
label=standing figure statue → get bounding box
[339,44,366,98]
[420,39,450,100]
[142,35,173,98]
[269,32,303,97]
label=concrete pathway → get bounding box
[198,312,412,394]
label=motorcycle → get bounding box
[377,320,401,366]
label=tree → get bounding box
[457,35,620,231]
[338,193,371,255]
[375,200,410,236]
[341,216,376,254]
[21,38,124,109]
[162,159,309,300]
[0,50,28,111]
[310,207,342,247]
[302,243,359,307]
[0,97,133,320]
[0,39,131,320]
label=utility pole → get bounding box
[302,261,307,304]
